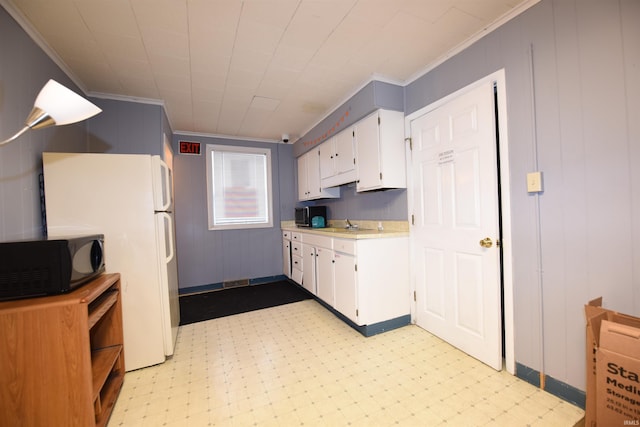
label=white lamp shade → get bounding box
[34,79,102,125]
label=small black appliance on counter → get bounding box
[0,234,105,301]
[295,206,327,228]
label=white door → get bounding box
[410,81,502,370]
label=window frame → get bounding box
[205,144,274,231]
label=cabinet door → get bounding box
[282,239,291,278]
[319,137,335,180]
[377,109,407,188]
[306,149,323,198]
[297,154,309,200]
[335,127,355,175]
[299,149,340,200]
[355,111,382,191]
[334,251,358,324]
[315,247,334,306]
[302,243,316,294]
[291,256,303,284]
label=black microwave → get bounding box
[295,206,327,227]
[0,234,105,301]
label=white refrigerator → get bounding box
[43,152,180,371]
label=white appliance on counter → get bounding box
[43,152,180,371]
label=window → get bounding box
[206,144,273,230]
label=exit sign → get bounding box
[179,141,201,155]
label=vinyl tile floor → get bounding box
[108,299,585,426]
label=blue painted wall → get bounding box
[293,80,409,221]
[294,80,404,157]
[87,98,166,155]
[404,0,640,395]
[171,135,295,288]
[0,7,90,241]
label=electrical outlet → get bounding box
[527,171,543,193]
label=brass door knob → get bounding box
[479,237,493,248]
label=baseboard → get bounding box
[312,295,411,337]
[515,362,586,409]
[179,275,289,296]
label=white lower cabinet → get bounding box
[301,233,332,296]
[289,232,303,285]
[282,231,292,279]
[296,230,409,328]
[354,238,409,325]
[301,243,316,294]
[315,246,334,306]
[291,240,304,287]
[333,243,357,323]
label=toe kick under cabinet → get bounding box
[0,273,125,427]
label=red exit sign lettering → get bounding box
[179,141,201,155]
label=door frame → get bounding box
[405,69,515,374]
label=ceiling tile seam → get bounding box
[236,0,303,137]
[404,0,542,85]
[253,0,360,140]
[217,0,246,134]
[72,1,126,95]
[0,0,89,94]
[129,0,163,111]
[185,0,195,130]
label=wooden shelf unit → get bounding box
[0,273,125,427]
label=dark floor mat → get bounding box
[179,280,312,325]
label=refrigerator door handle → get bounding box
[162,162,172,211]
[152,156,172,212]
[161,212,175,263]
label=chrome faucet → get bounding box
[345,219,358,230]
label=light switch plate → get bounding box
[527,171,543,193]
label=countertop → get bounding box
[281,220,409,240]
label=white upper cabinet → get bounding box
[320,127,356,188]
[298,149,340,201]
[355,109,407,192]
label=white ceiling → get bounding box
[2,0,536,143]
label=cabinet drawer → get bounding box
[291,255,303,271]
[333,238,356,255]
[291,232,302,242]
[282,230,291,240]
[291,241,302,255]
[302,233,333,249]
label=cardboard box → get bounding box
[585,298,640,426]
